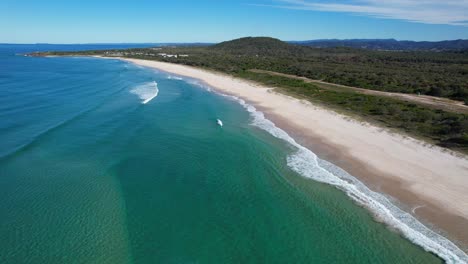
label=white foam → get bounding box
[130,81,159,104]
[167,75,183,80]
[188,79,212,92]
[215,93,467,264]
[123,58,467,262]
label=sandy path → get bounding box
[250,69,468,114]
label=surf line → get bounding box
[142,81,159,104]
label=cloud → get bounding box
[264,0,468,26]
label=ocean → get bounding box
[0,44,461,263]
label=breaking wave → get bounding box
[122,57,467,263]
[130,81,159,104]
[167,75,183,80]
[217,93,467,264]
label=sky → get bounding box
[1,0,468,43]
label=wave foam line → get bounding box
[130,81,159,104]
[217,93,467,264]
[123,58,466,262]
[142,91,158,104]
[167,75,183,80]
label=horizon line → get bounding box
[1,37,468,45]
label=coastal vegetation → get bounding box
[238,71,468,152]
[32,37,468,152]
[134,37,468,102]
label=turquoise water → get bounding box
[0,45,452,263]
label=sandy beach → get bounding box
[117,58,468,252]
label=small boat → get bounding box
[154,81,157,86]
[217,119,223,127]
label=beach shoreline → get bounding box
[108,57,468,258]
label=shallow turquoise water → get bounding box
[0,45,443,263]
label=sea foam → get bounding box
[167,75,183,80]
[130,81,159,104]
[155,71,467,262]
[215,93,467,264]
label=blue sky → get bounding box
[1,0,467,43]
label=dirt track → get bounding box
[250,69,468,114]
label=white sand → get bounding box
[121,58,468,221]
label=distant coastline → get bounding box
[103,56,468,262]
[5,38,468,51]
[27,37,468,157]
[290,38,468,51]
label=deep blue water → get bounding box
[0,43,159,56]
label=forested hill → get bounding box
[291,39,468,51]
[213,37,305,55]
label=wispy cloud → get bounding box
[262,0,468,26]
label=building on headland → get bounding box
[157,53,189,58]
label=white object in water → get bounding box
[217,119,223,127]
